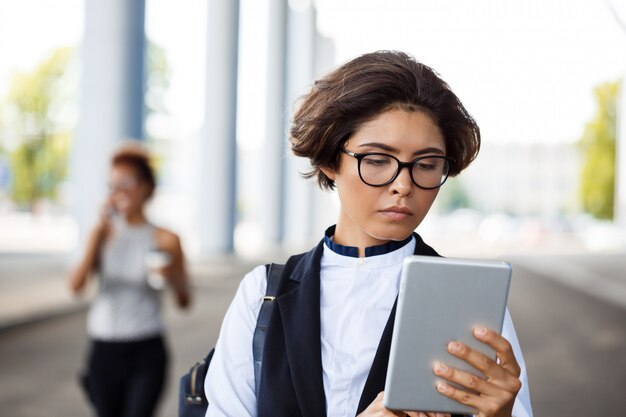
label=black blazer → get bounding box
[257,233,459,417]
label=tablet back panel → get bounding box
[383,256,512,414]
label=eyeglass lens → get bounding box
[359,154,448,188]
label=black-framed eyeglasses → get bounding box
[341,150,454,189]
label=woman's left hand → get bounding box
[433,327,522,417]
[154,230,191,308]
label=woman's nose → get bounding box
[388,166,413,196]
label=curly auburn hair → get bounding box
[290,50,481,190]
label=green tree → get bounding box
[0,41,170,210]
[3,47,75,209]
[145,40,171,119]
[144,40,172,178]
[579,81,619,220]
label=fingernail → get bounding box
[435,362,448,374]
[448,341,462,353]
[475,327,487,336]
[436,382,448,393]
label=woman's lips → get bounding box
[379,206,413,220]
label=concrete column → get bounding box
[281,2,338,249]
[311,30,337,236]
[198,0,240,255]
[70,0,146,259]
[261,0,288,246]
[282,0,317,250]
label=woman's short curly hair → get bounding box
[111,141,156,198]
[290,50,481,190]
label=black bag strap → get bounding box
[253,263,284,396]
[185,349,214,406]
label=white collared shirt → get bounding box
[205,239,533,417]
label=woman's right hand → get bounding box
[95,199,115,235]
[357,392,451,417]
[68,200,113,295]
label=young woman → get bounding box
[204,51,533,417]
[69,144,191,417]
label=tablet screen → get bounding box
[383,256,512,414]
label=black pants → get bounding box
[86,336,168,417]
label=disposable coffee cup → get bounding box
[144,250,172,290]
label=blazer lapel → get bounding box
[277,242,327,417]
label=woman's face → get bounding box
[322,109,446,250]
[108,164,151,216]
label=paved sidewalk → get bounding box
[509,252,626,310]
[0,254,79,330]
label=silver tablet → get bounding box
[383,256,512,415]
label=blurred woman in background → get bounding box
[69,142,190,417]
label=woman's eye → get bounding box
[414,157,444,171]
[415,162,436,171]
[363,157,391,166]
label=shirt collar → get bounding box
[323,225,414,258]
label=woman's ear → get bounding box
[319,166,336,181]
